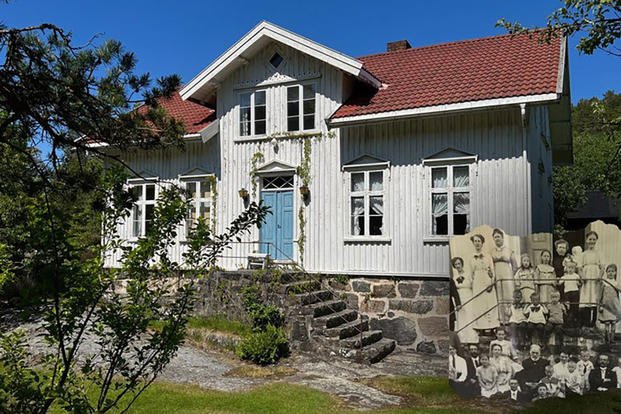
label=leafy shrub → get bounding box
[241,286,283,331]
[236,324,289,365]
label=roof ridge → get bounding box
[356,29,550,59]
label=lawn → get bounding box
[112,376,621,414]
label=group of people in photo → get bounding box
[449,227,621,401]
[449,341,621,401]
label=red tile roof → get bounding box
[332,32,563,119]
[138,91,215,134]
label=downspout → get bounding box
[520,103,532,235]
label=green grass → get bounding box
[48,374,621,413]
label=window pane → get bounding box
[351,173,364,192]
[287,117,299,132]
[432,193,448,235]
[369,196,383,235]
[453,192,470,235]
[287,101,299,117]
[199,203,210,220]
[132,205,142,237]
[145,204,155,233]
[200,180,211,199]
[453,166,469,187]
[303,99,315,115]
[254,91,266,106]
[287,86,299,101]
[240,93,251,107]
[303,84,315,99]
[145,184,155,201]
[432,168,447,188]
[187,182,196,199]
[303,115,315,130]
[255,105,266,121]
[255,120,266,135]
[351,197,364,236]
[369,172,383,191]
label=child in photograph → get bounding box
[451,256,479,344]
[580,232,603,327]
[559,260,581,327]
[531,383,548,401]
[490,327,514,358]
[577,350,594,389]
[477,354,498,398]
[514,254,536,304]
[545,291,566,351]
[535,250,557,304]
[598,264,620,343]
[564,358,585,396]
[524,293,548,345]
[571,246,583,269]
[506,289,527,351]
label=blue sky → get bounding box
[3,0,619,103]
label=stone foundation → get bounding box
[191,270,450,356]
[326,277,450,355]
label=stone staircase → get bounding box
[286,281,396,364]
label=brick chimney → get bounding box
[386,40,411,52]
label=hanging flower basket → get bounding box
[238,188,249,199]
[299,185,310,197]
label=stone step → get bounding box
[297,290,333,306]
[283,279,321,294]
[304,299,347,318]
[356,338,396,364]
[340,330,383,349]
[325,317,369,339]
[313,309,358,329]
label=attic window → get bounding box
[269,52,283,68]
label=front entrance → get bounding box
[259,175,294,260]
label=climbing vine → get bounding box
[249,149,265,198]
[295,139,313,263]
[208,175,218,232]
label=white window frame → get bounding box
[343,161,390,243]
[286,83,317,133]
[239,89,267,138]
[179,174,214,239]
[127,178,158,240]
[423,156,475,242]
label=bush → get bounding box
[236,325,289,365]
[241,286,283,331]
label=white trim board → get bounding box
[328,93,561,127]
[180,21,381,102]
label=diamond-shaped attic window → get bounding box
[269,52,284,68]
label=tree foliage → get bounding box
[553,91,621,227]
[0,10,269,414]
[497,0,621,55]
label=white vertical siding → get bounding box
[106,41,537,278]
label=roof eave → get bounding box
[327,93,561,128]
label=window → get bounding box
[183,177,212,236]
[430,165,470,236]
[349,171,384,236]
[130,182,157,237]
[239,90,266,136]
[287,84,315,132]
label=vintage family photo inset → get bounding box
[448,221,621,403]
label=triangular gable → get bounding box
[254,160,297,175]
[422,147,477,165]
[180,21,380,103]
[179,167,213,178]
[342,154,390,171]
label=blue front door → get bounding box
[260,190,294,260]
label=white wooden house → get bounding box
[103,21,571,280]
